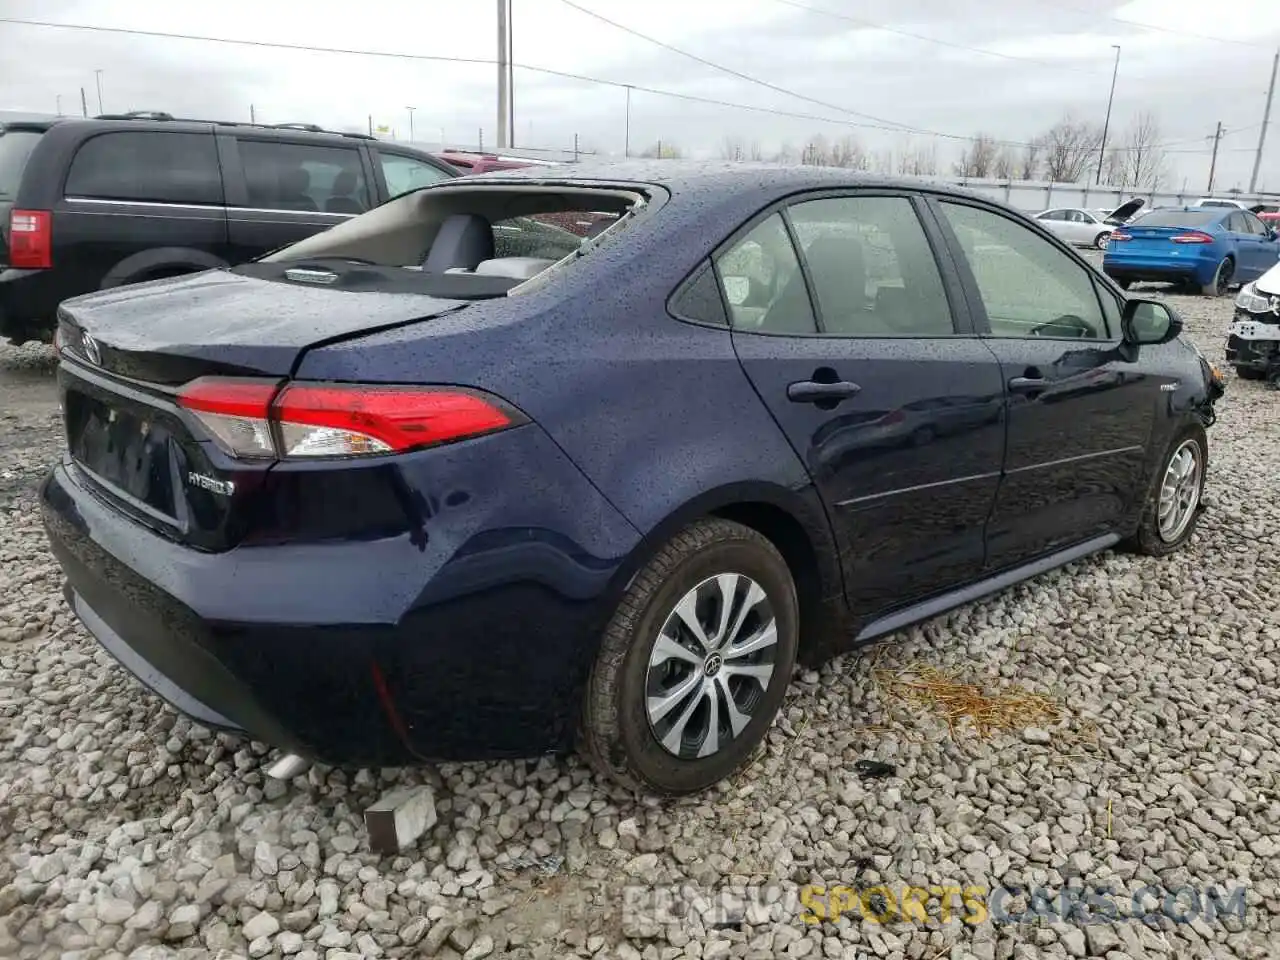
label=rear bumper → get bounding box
[1102,251,1218,284]
[40,426,641,766]
[1225,333,1280,371]
[0,268,65,341]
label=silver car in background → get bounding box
[1034,198,1145,250]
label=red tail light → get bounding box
[1109,230,1131,242]
[9,209,52,268]
[1171,231,1214,244]
[177,378,524,460]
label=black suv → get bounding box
[0,112,458,344]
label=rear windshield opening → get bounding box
[0,129,43,199]
[257,184,644,298]
[1132,209,1221,228]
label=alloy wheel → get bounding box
[1215,259,1234,296]
[1157,438,1202,542]
[645,573,778,760]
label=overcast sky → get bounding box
[3,0,1280,190]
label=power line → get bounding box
[554,0,924,135]
[767,0,1111,77]
[1034,0,1274,51]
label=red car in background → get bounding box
[1254,204,1280,225]
[431,151,612,238]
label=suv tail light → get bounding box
[177,378,525,460]
[1171,231,1214,244]
[9,210,52,268]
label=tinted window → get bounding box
[237,140,368,213]
[788,195,955,336]
[1133,209,1220,228]
[492,216,582,260]
[715,213,815,334]
[378,152,452,200]
[1038,210,1066,221]
[0,130,41,198]
[940,201,1108,340]
[1242,212,1268,235]
[65,132,222,205]
[670,261,728,326]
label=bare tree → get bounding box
[993,147,1016,180]
[801,134,832,165]
[641,141,684,159]
[871,148,895,175]
[831,135,870,169]
[1117,112,1167,189]
[719,136,745,161]
[1103,147,1130,189]
[1019,138,1042,180]
[953,133,999,178]
[773,142,798,164]
[1039,115,1103,183]
[748,140,764,161]
[896,139,938,176]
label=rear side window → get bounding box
[237,140,369,214]
[378,151,451,200]
[65,132,222,205]
[0,130,42,198]
[715,213,815,334]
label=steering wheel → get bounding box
[1028,314,1096,338]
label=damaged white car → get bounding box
[1228,261,1280,383]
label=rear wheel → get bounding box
[1203,257,1234,297]
[1093,231,1111,249]
[1235,366,1266,381]
[1125,424,1207,556]
[580,518,799,795]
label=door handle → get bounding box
[1008,376,1048,393]
[787,379,862,404]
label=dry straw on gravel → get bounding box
[873,662,1062,738]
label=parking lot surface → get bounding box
[1,275,1278,959]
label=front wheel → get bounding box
[1203,258,1234,297]
[1125,425,1208,556]
[1094,231,1111,250]
[580,518,799,795]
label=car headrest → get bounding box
[423,214,495,273]
[331,171,358,195]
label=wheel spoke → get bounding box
[715,674,753,737]
[724,581,767,648]
[673,591,712,651]
[660,679,709,754]
[647,670,702,725]
[710,573,739,647]
[650,633,703,669]
[722,662,774,682]
[724,621,778,661]
[697,680,721,758]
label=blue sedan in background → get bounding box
[1103,205,1280,296]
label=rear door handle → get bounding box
[1008,376,1048,393]
[787,380,862,404]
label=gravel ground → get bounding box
[1,276,1278,960]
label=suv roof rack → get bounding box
[89,112,376,141]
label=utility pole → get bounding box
[80,87,88,118]
[1250,49,1279,193]
[1207,121,1225,194]
[55,95,62,116]
[624,85,632,158]
[506,0,515,148]
[574,133,580,162]
[94,69,104,114]
[250,104,256,123]
[406,106,416,142]
[496,0,510,150]
[1096,44,1121,185]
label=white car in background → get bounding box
[1033,198,1145,249]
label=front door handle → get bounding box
[1009,376,1048,393]
[787,380,862,404]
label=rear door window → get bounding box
[0,130,42,200]
[236,140,369,214]
[377,151,452,200]
[65,131,223,205]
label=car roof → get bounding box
[458,158,992,206]
[29,113,385,145]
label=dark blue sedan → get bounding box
[1103,205,1280,296]
[41,162,1222,794]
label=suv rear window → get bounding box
[1132,210,1220,228]
[237,140,370,214]
[65,131,223,205]
[0,130,42,199]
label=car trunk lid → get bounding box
[1115,224,1213,253]
[55,265,482,552]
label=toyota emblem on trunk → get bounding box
[81,333,101,366]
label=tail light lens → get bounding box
[9,210,52,268]
[1171,231,1214,244]
[177,378,525,460]
[1109,230,1130,242]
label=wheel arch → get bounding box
[611,481,849,668]
[100,247,229,289]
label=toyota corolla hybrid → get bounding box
[41,162,1223,795]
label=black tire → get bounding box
[1202,258,1234,297]
[1124,423,1208,557]
[1094,231,1111,250]
[580,518,799,795]
[1235,366,1266,381]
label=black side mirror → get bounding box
[1121,298,1182,346]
